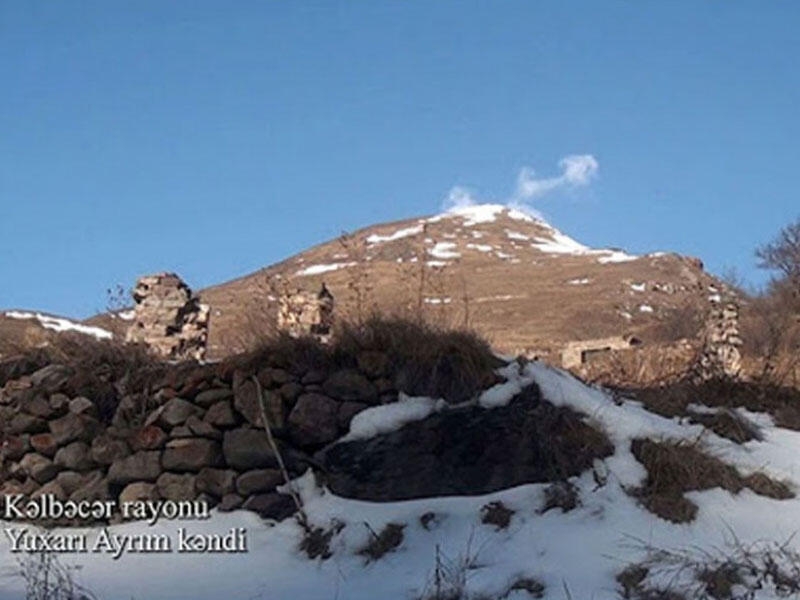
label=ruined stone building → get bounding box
[125,273,210,360]
[277,283,335,340]
[695,296,743,380]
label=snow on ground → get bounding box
[428,242,461,260]
[639,304,654,313]
[466,243,494,253]
[295,262,356,276]
[630,283,646,292]
[423,297,452,305]
[3,311,113,340]
[567,277,590,285]
[367,225,424,245]
[3,362,800,599]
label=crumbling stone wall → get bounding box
[277,284,334,340]
[696,296,743,380]
[125,273,209,361]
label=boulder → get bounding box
[218,493,244,512]
[19,453,59,484]
[162,438,222,472]
[150,398,202,429]
[30,364,73,393]
[25,395,55,419]
[49,413,99,446]
[30,433,58,457]
[196,468,237,497]
[194,388,233,408]
[338,402,368,430]
[54,442,94,472]
[222,428,277,471]
[156,472,196,501]
[31,481,67,501]
[357,351,390,379]
[288,393,339,447]
[323,370,377,404]
[233,379,263,427]
[90,435,131,465]
[8,413,47,435]
[68,472,109,504]
[204,401,237,428]
[242,493,296,521]
[68,397,97,417]
[185,415,221,440]
[2,435,30,461]
[107,451,162,485]
[236,469,283,496]
[119,482,158,505]
[131,425,168,451]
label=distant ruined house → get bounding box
[277,283,335,340]
[125,273,210,361]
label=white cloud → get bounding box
[440,154,599,215]
[513,154,599,202]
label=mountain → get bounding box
[195,204,721,359]
[4,204,722,364]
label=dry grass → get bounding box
[225,315,503,404]
[9,333,169,423]
[358,522,406,562]
[630,438,793,523]
[634,377,800,433]
[480,501,514,531]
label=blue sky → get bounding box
[1,1,799,317]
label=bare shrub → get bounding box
[620,535,800,599]
[480,501,514,531]
[13,550,99,600]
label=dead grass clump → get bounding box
[630,438,793,523]
[634,376,800,433]
[622,537,800,600]
[503,577,545,598]
[539,481,580,514]
[333,316,503,404]
[358,522,405,562]
[298,520,345,560]
[31,333,167,423]
[685,409,761,444]
[480,501,514,531]
[226,315,502,404]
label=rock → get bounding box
[170,425,192,438]
[194,388,233,408]
[204,401,237,428]
[119,482,158,505]
[156,472,196,501]
[357,351,389,379]
[288,393,339,447]
[19,453,59,484]
[30,433,58,457]
[301,370,327,385]
[49,393,70,414]
[218,493,244,512]
[233,379,263,427]
[108,451,162,485]
[338,402,368,430]
[257,367,290,388]
[68,397,97,417]
[30,364,73,393]
[236,469,283,496]
[131,425,168,451]
[90,435,131,465]
[185,415,221,440]
[323,370,377,404]
[31,481,67,501]
[49,413,99,446]
[222,428,277,471]
[69,472,110,504]
[162,438,222,472]
[242,493,296,521]
[56,471,99,496]
[25,395,55,419]
[320,387,616,502]
[2,435,30,461]
[196,468,237,497]
[279,382,303,402]
[8,413,47,435]
[54,442,94,472]
[150,398,202,428]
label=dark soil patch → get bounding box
[630,438,793,523]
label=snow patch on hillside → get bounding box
[3,311,113,340]
[295,262,356,276]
